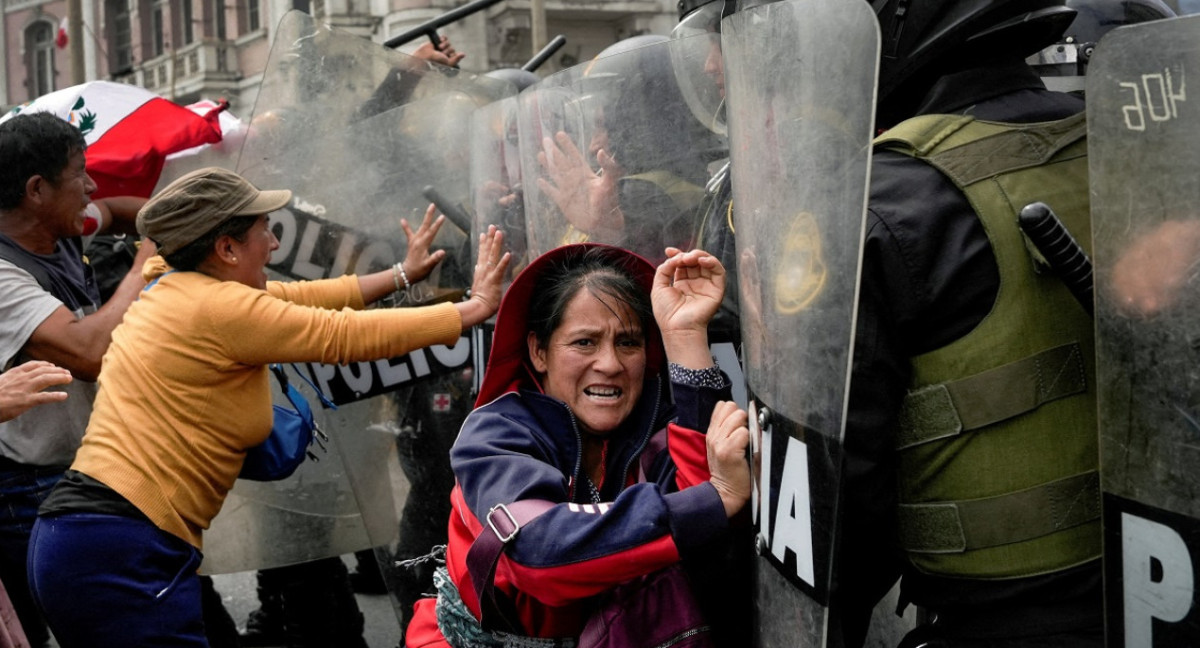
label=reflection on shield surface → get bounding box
[723,0,878,645]
[1088,14,1200,646]
[516,33,727,263]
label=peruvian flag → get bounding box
[0,81,226,198]
[55,17,68,49]
[168,98,246,161]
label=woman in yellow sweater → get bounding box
[25,167,510,647]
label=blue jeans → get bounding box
[0,463,63,647]
[28,512,207,647]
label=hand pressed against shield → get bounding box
[707,399,752,518]
[537,131,625,238]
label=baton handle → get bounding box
[1018,202,1094,316]
[523,35,567,72]
[385,0,505,49]
[422,186,473,234]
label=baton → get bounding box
[385,0,505,49]
[522,35,567,72]
[422,186,474,234]
[1018,202,1094,316]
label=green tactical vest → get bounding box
[874,112,1100,579]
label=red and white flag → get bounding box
[0,81,226,198]
[169,98,246,161]
[55,17,68,49]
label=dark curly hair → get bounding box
[0,113,87,210]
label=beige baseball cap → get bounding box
[137,166,292,257]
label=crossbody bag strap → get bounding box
[466,499,557,633]
[270,364,334,456]
[637,428,669,483]
[285,363,338,410]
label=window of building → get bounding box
[25,21,55,97]
[244,0,260,31]
[292,0,309,15]
[180,0,194,44]
[207,0,226,40]
[152,0,165,56]
[107,0,133,72]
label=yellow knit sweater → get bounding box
[72,257,462,548]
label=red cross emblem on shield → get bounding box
[433,393,452,412]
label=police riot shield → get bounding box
[516,33,728,263]
[468,96,528,391]
[242,10,512,297]
[471,95,528,273]
[1088,15,1200,646]
[722,0,878,645]
[200,11,512,618]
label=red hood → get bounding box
[475,244,666,408]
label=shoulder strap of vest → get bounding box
[0,235,55,293]
[873,114,976,155]
[875,112,1088,187]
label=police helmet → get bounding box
[580,34,724,179]
[871,0,1077,123]
[1029,0,1176,90]
[670,1,729,135]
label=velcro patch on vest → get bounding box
[898,470,1101,554]
[897,342,1087,450]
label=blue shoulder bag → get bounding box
[240,363,336,482]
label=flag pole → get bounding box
[67,0,85,83]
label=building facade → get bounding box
[2,0,679,118]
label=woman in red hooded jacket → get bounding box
[406,243,750,647]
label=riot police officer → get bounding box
[838,0,1100,645]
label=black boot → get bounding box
[349,548,388,595]
[239,569,286,647]
[277,557,368,648]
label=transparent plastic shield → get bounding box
[1088,15,1200,644]
[671,3,727,136]
[470,96,528,275]
[469,97,528,394]
[723,0,878,645]
[517,34,728,263]
[199,396,386,575]
[201,13,510,618]
[241,10,513,297]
